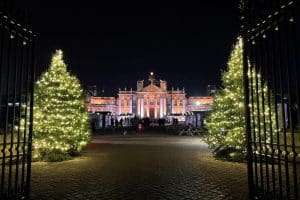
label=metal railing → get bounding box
[0,1,35,199]
[242,0,299,199]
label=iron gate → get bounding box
[242,0,299,199]
[0,2,35,199]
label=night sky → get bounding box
[25,1,240,96]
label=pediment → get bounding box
[140,84,164,92]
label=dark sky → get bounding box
[25,1,240,96]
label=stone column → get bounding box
[171,98,173,114]
[139,98,141,117]
[164,98,167,115]
[160,98,163,118]
[137,98,140,117]
[147,98,150,117]
[154,98,157,119]
[130,97,132,114]
[141,98,144,118]
[118,99,121,115]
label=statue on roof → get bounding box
[147,72,159,86]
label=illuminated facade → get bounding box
[86,73,213,121]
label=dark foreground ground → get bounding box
[30,135,248,200]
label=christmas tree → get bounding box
[204,37,275,153]
[34,50,90,160]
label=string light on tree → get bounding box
[34,50,90,159]
[204,37,276,153]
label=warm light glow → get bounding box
[86,72,213,119]
[90,97,115,105]
[189,97,213,106]
[204,37,276,152]
[34,49,91,156]
[150,72,154,76]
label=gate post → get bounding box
[241,2,255,198]
[242,32,255,200]
[241,0,255,199]
[25,37,35,200]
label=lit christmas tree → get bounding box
[34,50,90,160]
[204,38,275,153]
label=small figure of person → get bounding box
[188,123,193,136]
[136,121,144,133]
[91,121,96,132]
[111,118,115,127]
[115,118,119,127]
[162,118,166,126]
[123,130,127,135]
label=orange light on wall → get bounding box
[189,97,213,105]
[174,108,183,114]
[90,97,115,105]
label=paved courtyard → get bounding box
[30,135,248,200]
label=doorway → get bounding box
[149,108,155,119]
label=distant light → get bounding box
[195,101,201,106]
[150,72,154,76]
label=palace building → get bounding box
[86,72,213,127]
